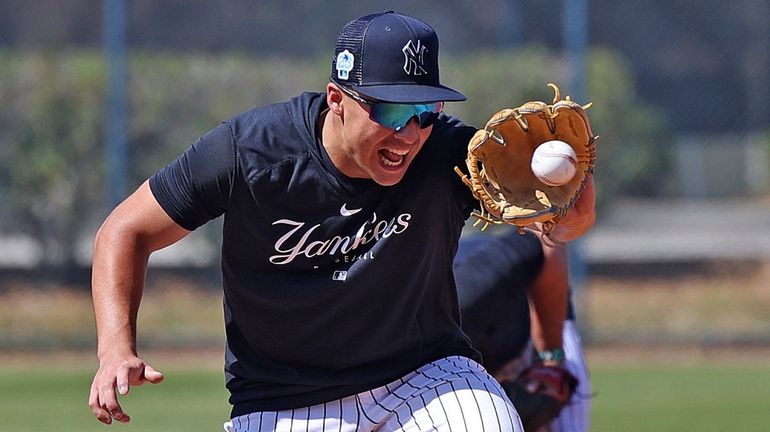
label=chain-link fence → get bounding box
[1,0,769,346]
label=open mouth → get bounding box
[378,148,409,167]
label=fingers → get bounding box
[575,176,596,213]
[550,176,596,242]
[143,364,165,384]
[121,363,164,390]
[117,364,130,395]
[89,356,163,424]
[102,376,131,423]
[89,375,130,424]
[89,380,113,424]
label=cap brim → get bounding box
[351,84,466,104]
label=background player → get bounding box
[455,229,591,432]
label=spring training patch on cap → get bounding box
[336,49,354,80]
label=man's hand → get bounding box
[544,175,596,244]
[88,354,164,424]
[500,364,579,431]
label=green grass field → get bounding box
[1,269,768,431]
[590,364,770,432]
[0,367,230,432]
[2,357,770,432]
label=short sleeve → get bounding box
[428,114,480,218]
[149,122,236,231]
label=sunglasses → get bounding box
[337,85,444,131]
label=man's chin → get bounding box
[370,160,411,186]
[372,171,407,187]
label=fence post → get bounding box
[104,0,128,209]
[563,0,592,340]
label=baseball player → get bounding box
[88,11,596,432]
[455,230,591,432]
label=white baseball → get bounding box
[531,140,578,186]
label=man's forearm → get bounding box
[528,243,569,360]
[91,224,151,359]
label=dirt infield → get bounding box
[1,262,768,357]
[582,262,770,344]
[3,344,770,373]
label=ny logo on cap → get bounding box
[402,40,427,76]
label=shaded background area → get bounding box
[1,2,770,431]
[0,0,770,345]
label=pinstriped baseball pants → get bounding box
[541,320,591,432]
[519,320,591,432]
[223,356,523,432]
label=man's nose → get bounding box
[393,117,419,142]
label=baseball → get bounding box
[531,140,578,186]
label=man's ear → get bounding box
[326,82,344,115]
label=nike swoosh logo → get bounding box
[340,203,362,217]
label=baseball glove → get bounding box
[500,364,579,431]
[454,83,597,245]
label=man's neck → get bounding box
[320,108,349,175]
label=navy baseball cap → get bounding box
[331,11,466,104]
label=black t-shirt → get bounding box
[453,230,544,372]
[150,92,481,415]
[453,230,577,373]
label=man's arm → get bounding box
[528,176,595,357]
[494,233,579,431]
[527,241,569,365]
[88,180,190,425]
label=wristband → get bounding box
[537,348,565,363]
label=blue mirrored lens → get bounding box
[370,102,443,130]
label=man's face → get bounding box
[328,84,441,186]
